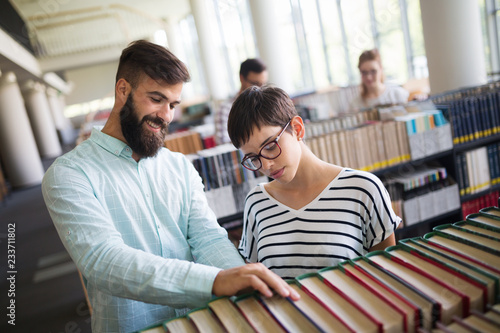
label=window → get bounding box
[178,15,208,100]
[214,0,257,94]
[373,0,408,84]
[340,0,374,85]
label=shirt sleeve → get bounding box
[238,188,259,263]
[364,173,401,249]
[41,159,238,309]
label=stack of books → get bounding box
[394,110,453,160]
[383,164,460,227]
[306,109,452,173]
[164,130,204,155]
[455,142,500,197]
[189,144,267,220]
[138,206,500,333]
[291,85,361,119]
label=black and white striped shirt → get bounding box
[238,168,401,279]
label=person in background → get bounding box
[349,48,409,111]
[42,40,298,333]
[228,85,401,279]
[214,58,268,145]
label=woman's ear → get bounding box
[291,116,305,141]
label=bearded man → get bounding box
[42,40,298,333]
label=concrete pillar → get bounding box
[164,19,184,61]
[46,87,75,145]
[0,72,45,188]
[189,0,228,100]
[420,0,487,94]
[248,0,293,93]
[22,81,62,158]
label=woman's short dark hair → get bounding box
[116,40,190,89]
[228,85,297,148]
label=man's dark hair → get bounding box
[228,85,297,148]
[116,40,190,89]
[239,58,267,78]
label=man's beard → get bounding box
[120,92,169,158]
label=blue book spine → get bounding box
[481,94,492,137]
[485,93,495,136]
[455,152,465,196]
[459,99,471,143]
[494,91,500,134]
[487,144,496,186]
[494,143,500,186]
[478,95,488,138]
[450,102,461,145]
[199,156,211,191]
[467,97,480,141]
[461,153,470,195]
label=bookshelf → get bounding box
[183,82,500,238]
[432,82,500,223]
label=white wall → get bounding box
[64,61,118,105]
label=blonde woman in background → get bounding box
[349,48,409,111]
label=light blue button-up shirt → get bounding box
[42,127,245,332]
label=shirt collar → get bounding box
[89,126,134,158]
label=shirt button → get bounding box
[157,225,161,229]
[146,194,150,197]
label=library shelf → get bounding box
[395,208,462,241]
[454,133,500,153]
[372,149,454,178]
[460,184,500,203]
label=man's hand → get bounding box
[212,263,300,301]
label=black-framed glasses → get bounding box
[241,119,291,171]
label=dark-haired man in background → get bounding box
[42,40,297,332]
[214,58,268,145]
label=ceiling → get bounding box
[8,0,191,72]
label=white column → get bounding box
[22,81,62,158]
[248,0,293,93]
[420,0,487,94]
[0,72,45,188]
[189,0,228,100]
[164,19,184,61]
[46,87,75,145]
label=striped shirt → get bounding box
[239,168,401,279]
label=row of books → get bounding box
[291,85,361,119]
[307,120,409,172]
[455,142,500,197]
[188,144,267,219]
[394,110,454,161]
[306,111,452,173]
[164,130,204,155]
[383,164,447,192]
[431,82,500,145]
[462,191,500,219]
[138,206,500,333]
[383,164,460,227]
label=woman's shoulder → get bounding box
[338,168,384,186]
[245,183,268,201]
[384,84,409,100]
